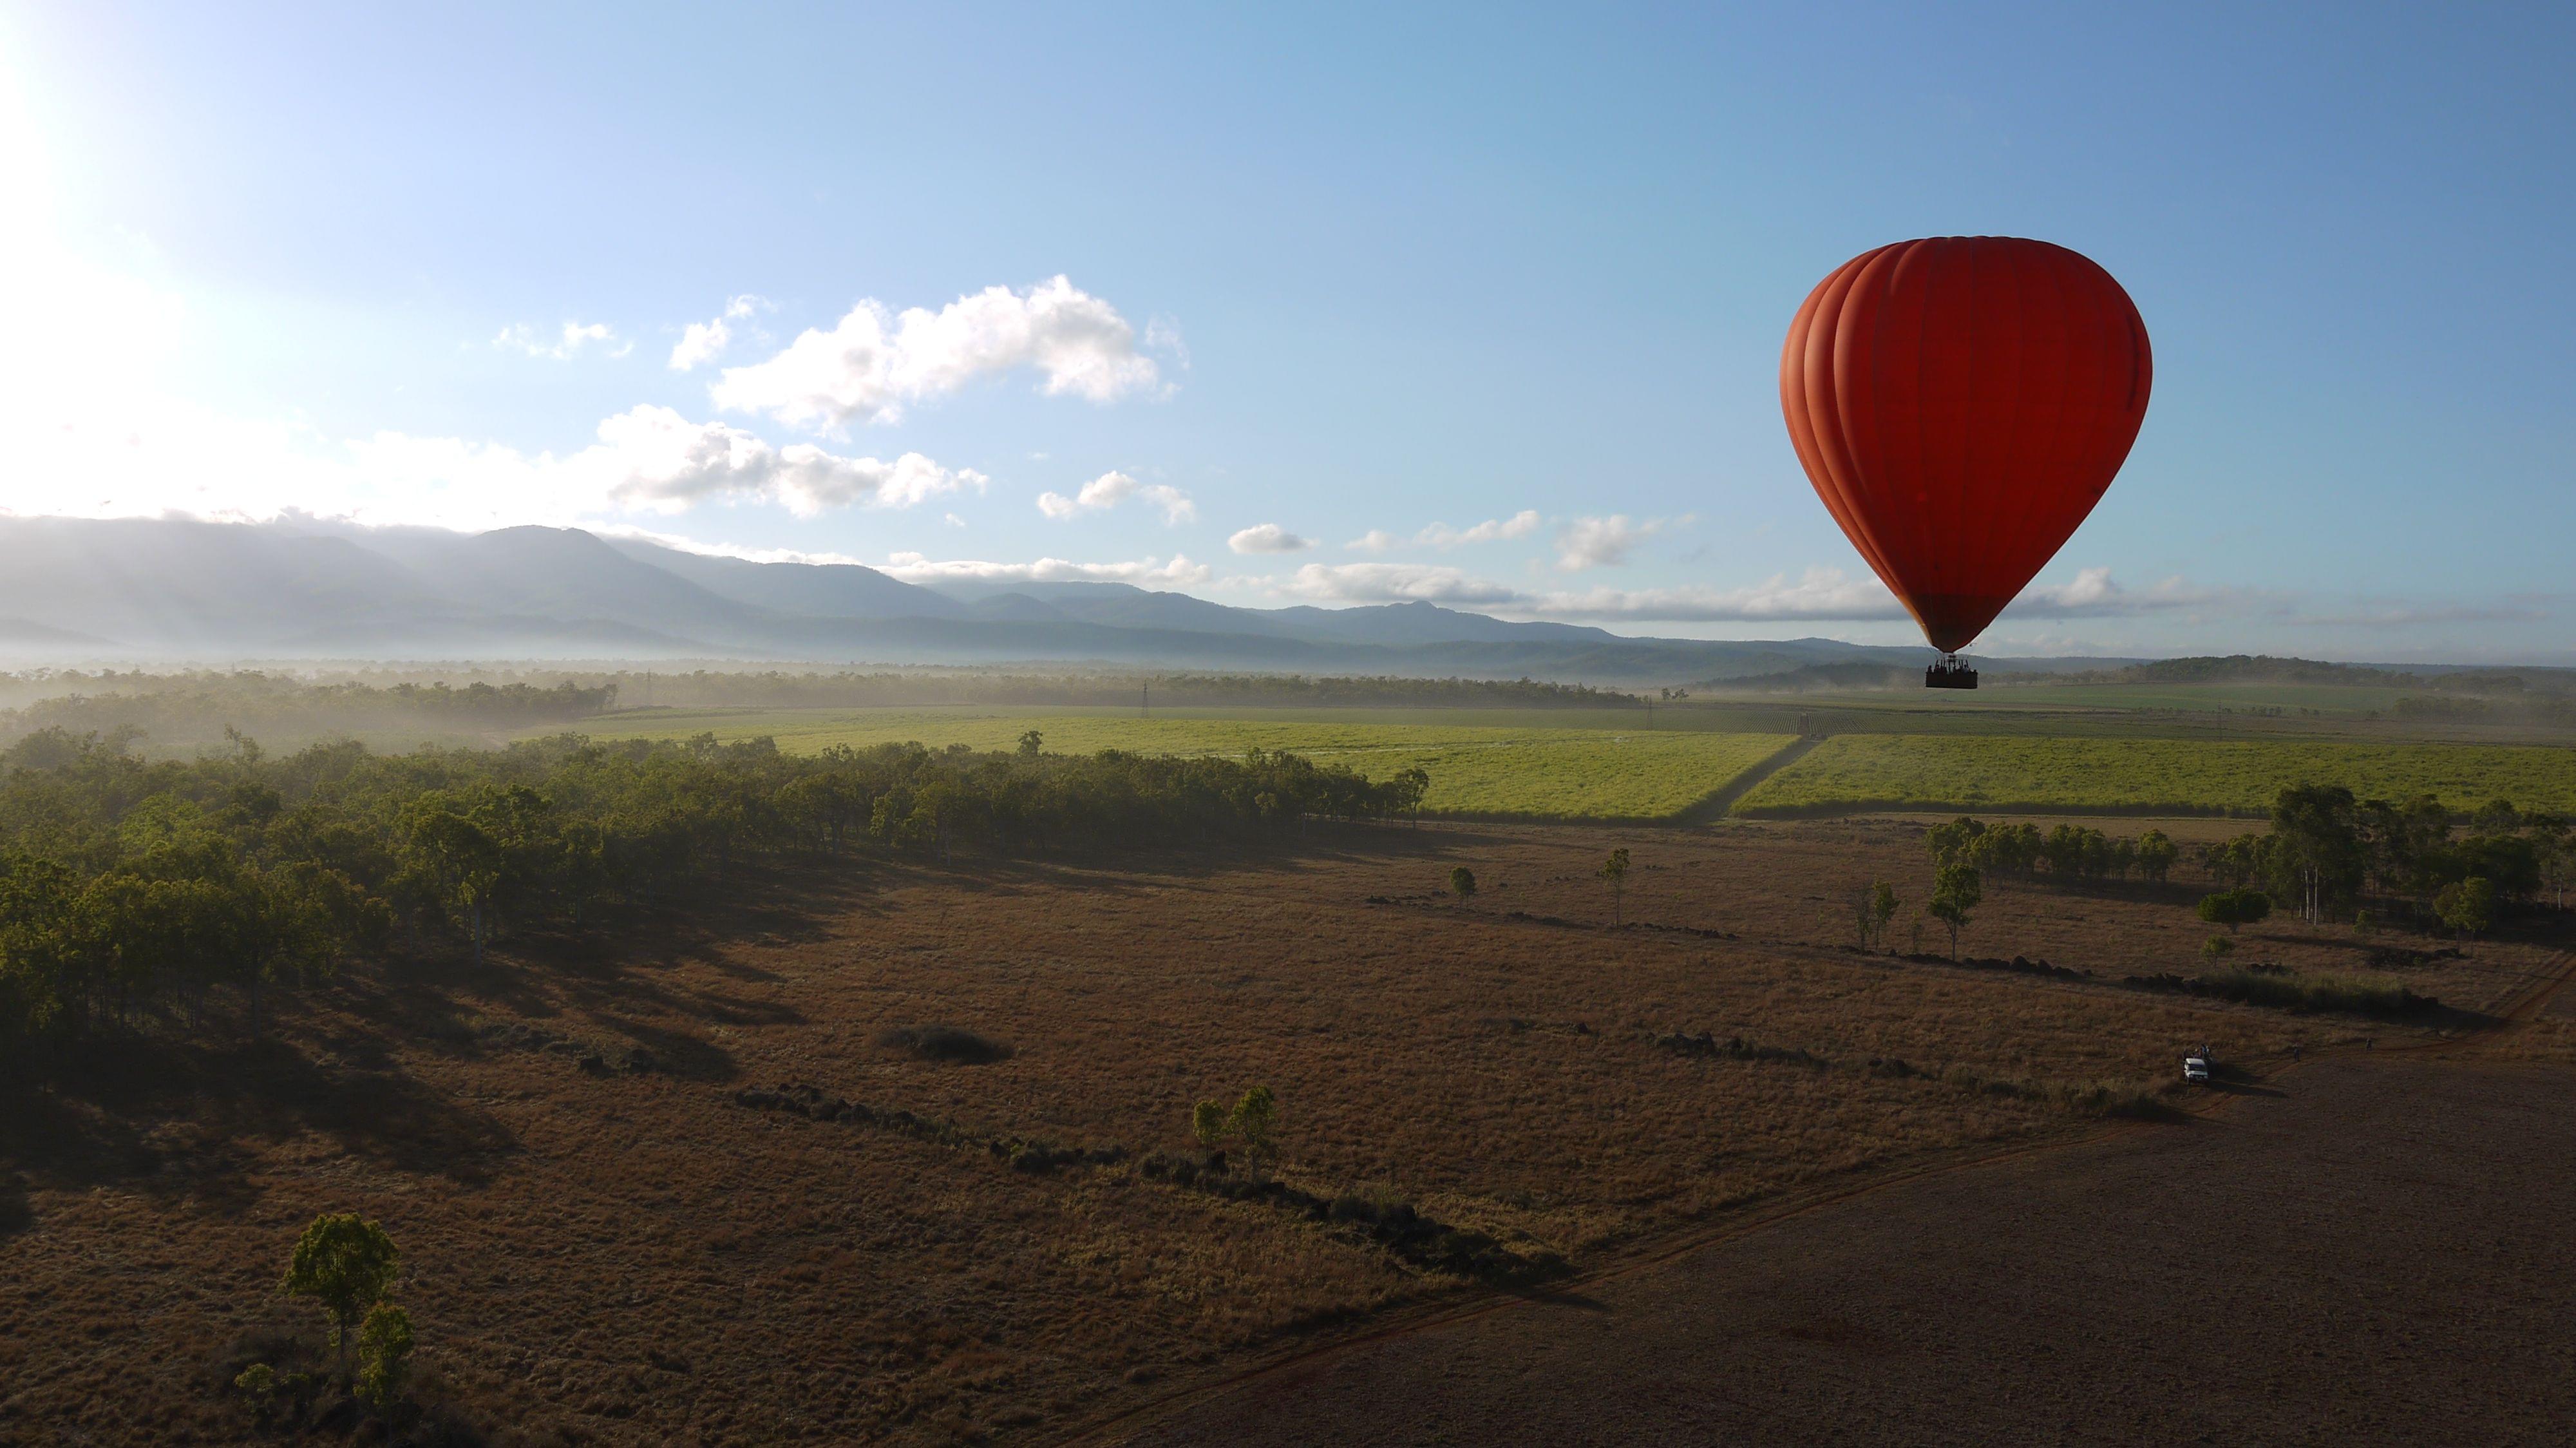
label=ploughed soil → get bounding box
[1113,1053,2576,1446]
[0,819,2561,1445]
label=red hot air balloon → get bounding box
[1779,236,2151,688]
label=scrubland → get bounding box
[7,817,2558,1445]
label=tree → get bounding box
[1231,1085,1278,1177]
[2269,785,2365,923]
[280,1214,399,1389]
[1191,1086,1280,1177]
[1926,864,1981,959]
[1017,730,1043,758]
[355,1302,415,1415]
[2136,829,2178,883]
[1599,848,1631,926]
[2435,876,2496,942]
[398,797,502,965]
[1925,817,1986,869]
[1448,866,1477,902]
[1191,1099,1229,1159]
[2196,889,2272,935]
[1392,767,1431,828]
[1853,881,1899,951]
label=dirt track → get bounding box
[1109,1052,2576,1445]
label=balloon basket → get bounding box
[1925,655,1979,690]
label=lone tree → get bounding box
[280,1213,399,1389]
[1448,866,1477,902]
[1189,1086,1281,1177]
[2196,889,2272,935]
[1016,729,1043,757]
[1600,848,1631,926]
[2435,876,2496,943]
[1926,863,1982,960]
[1853,881,1899,951]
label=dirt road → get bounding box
[1109,1054,2576,1445]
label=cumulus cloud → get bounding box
[1278,562,1522,606]
[1035,470,1195,524]
[879,552,1212,589]
[574,405,985,517]
[1228,522,1311,554]
[1554,514,1666,571]
[495,321,628,360]
[1419,510,1541,548]
[668,294,770,371]
[1345,529,1397,553]
[711,276,1160,430]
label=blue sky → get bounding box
[2,3,2568,660]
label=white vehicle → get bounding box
[2182,1055,2212,1083]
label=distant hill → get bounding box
[47,516,2532,687]
[2011,654,2576,692]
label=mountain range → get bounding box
[0,515,2001,681]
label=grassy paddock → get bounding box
[1735,734,2576,817]
[562,707,1798,821]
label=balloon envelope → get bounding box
[1779,236,2152,653]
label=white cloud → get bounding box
[1419,510,1541,548]
[1554,514,1665,571]
[495,320,628,360]
[574,405,985,516]
[1229,522,1312,554]
[668,294,769,371]
[1345,529,1397,553]
[1036,470,1193,524]
[1524,568,1907,622]
[1279,562,1522,606]
[1512,566,2240,624]
[880,552,1212,588]
[711,275,1161,430]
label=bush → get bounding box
[355,1302,414,1414]
[876,1025,1012,1064]
[2196,889,2272,933]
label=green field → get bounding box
[567,707,1797,821]
[1736,734,2576,817]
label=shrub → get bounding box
[2202,935,2235,958]
[1448,866,1477,901]
[2196,889,2271,933]
[876,1025,1012,1065]
[355,1302,414,1414]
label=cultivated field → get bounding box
[565,708,1798,821]
[11,817,2552,1444]
[1737,733,2576,817]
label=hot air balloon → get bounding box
[1780,236,2151,688]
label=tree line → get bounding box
[0,674,618,754]
[0,727,1421,1044]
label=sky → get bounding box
[1,3,2569,661]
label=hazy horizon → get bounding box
[2,5,2568,663]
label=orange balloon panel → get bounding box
[1780,236,2152,653]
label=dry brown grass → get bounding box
[1,817,2559,1445]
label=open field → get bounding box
[1119,1053,2576,1445]
[561,707,1798,821]
[10,817,2557,1443]
[1737,732,2576,817]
